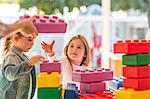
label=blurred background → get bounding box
[0,0,149,77]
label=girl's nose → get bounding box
[72,47,77,52]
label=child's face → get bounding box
[67,38,85,64]
[14,35,35,52]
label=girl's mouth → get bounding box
[71,53,77,56]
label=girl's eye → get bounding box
[70,45,73,47]
[28,39,33,42]
[77,46,81,49]
[77,45,83,49]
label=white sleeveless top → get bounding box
[60,58,88,88]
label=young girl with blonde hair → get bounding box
[0,22,44,99]
[41,35,91,88]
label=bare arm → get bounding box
[4,17,38,37]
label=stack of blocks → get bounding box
[37,60,62,99]
[114,40,150,99]
[20,15,67,33]
[72,68,113,94]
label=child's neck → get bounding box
[13,46,23,52]
[71,60,82,66]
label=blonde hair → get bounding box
[3,32,22,55]
[64,35,91,70]
[3,19,38,55]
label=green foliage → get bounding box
[0,0,18,3]
[112,0,148,12]
[20,0,101,14]
[19,0,148,14]
[20,0,63,14]
[64,0,101,11]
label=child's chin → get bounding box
[24,49,29,52]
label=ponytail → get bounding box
[3,35,12,56]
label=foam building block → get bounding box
[40,60,61,73]
[123,66,150,78]
[61,88,65,99]
[111,58,122,77]
[64,83,78,99]
[20,15,67,33]
[80,82,106,93]
[38,86,62,99]
[114,40,150,54]
[108,77,123,91]
[122,54,150,65]
[116,88,150,99]
[37,72,61,88]
[79,90,115,99]
[123,78,150,90]
[72,68,113,83]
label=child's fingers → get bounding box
[51,40,55,45]
[50,40,55,49]
[41,41,45,45]
[41,44,48,49]
[42,41,49,45]
[42,41,54,46]
[41,42,45,46]
[36,55,45,61]
[41,46,47,50]
[30,16,36,21]
[41,42,49,47]
[39,57,45,61]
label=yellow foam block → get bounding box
[61,88,65,99]
[116,87,150,99]
[37,72,61,88]
[111,58,122,77]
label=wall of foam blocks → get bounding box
[114,40,150,99]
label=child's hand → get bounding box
[2,16,38,39]
[27,55,45,66]
[20,16,38,37]
[41,40,55,57]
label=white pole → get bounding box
[101,0,111,68]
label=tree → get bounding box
[0,0,19,3]
[20,0,63,14]
[19,0,147,14]
[20,0,101,14]
[111,0,147,12]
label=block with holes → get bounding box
[72,68,113,83]
[20,15,67,33]
[114,40,150,54]
[40,60,61,73]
